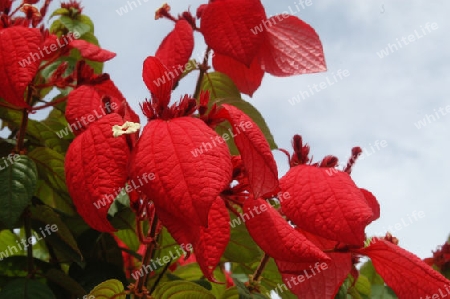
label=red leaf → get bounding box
[360,188,380,223]
[259,15,326,76]
[276,230,352,299]
[196,197,230,281]
[215,104,278,198]
[0,27,43,108]
[142,56,172,107]
[279,165,373,246]
[69,39,116,62]
[155,20,194,83]
[243,198,329,263]
[200,0,266,66]
[156,197,230,281]
[155,205,197,250]
[65,113,130,232]
[129,117,232,226]
[65,85,119,135]
[93,79,141,142]
[212,53,264,97]
[356,239,450,299]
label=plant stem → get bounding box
[193,47,211,99]
[252,253,270,283]
[24,208,35,277]
[15,87,32,152]
[135,214,160,298]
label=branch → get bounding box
[193,47,211,99]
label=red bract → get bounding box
[65,113,130,232]
[209,9,326,95]
[142,56,173,107]
[66,79,140,137]
[280,165,374,246]
[128,117,232,226]
[212,53,264,97]
[243,198,329,263]
[155,19,194,83]
[360,188,380,223]
[0,26,43,108]
[276,230,352,299]
[356,238,450,299]
[214,104,278,198]
[155,197,230,281]
[195,197,230,281]
[259,15,326,76]
[200,0,266,66]
[69,39,116,62]
[65,85,118,135]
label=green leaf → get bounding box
[232,259,291,299]
[0,230,24,260]
[30,205,82,263]
[171,263,226,298]
[0,109,70,153]
[59,16,91,36]
[233,279,270,299]
[0,278,56,299]
[49,8,70,19]
[371,285,398,299]
[355,274,371,296]
[153,281,215,299]
[360,260,384,285]
[108,206,136,231]
[200,72,241,101]
[114,223,139,252]
[0,107,23,132]
[49,19,64,35]
[107,190,130,218]
[87,279,126,299]
[28,147,73,215]
[224,213,261,263]
[0,155,37,228]
[78,15,95,33]
[221,287,239,299]
[34,180,75,216]
[44,269,86,298]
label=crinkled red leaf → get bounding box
[200,0,266,66]
[276,230,352,299]
[65,85,118,135]
[129,117,232,226]
[356,239,450,299]
[243,198,329,263]
[156,197,230,281]
[65,113,130,232]
[212,52,264,97]
[259,15,326,76]
[0,27,43,108]
[196,197,230,281]
[360,188,380,223]
[155,20,194,83]
[142,56,172,107]
[215,104,278,198]
[69,39,116,62]
[93,78,141,142]
[155,205,198,250]
[66,80,140,137]
[280,165,373,246]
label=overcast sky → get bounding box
[30,0,449,260]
